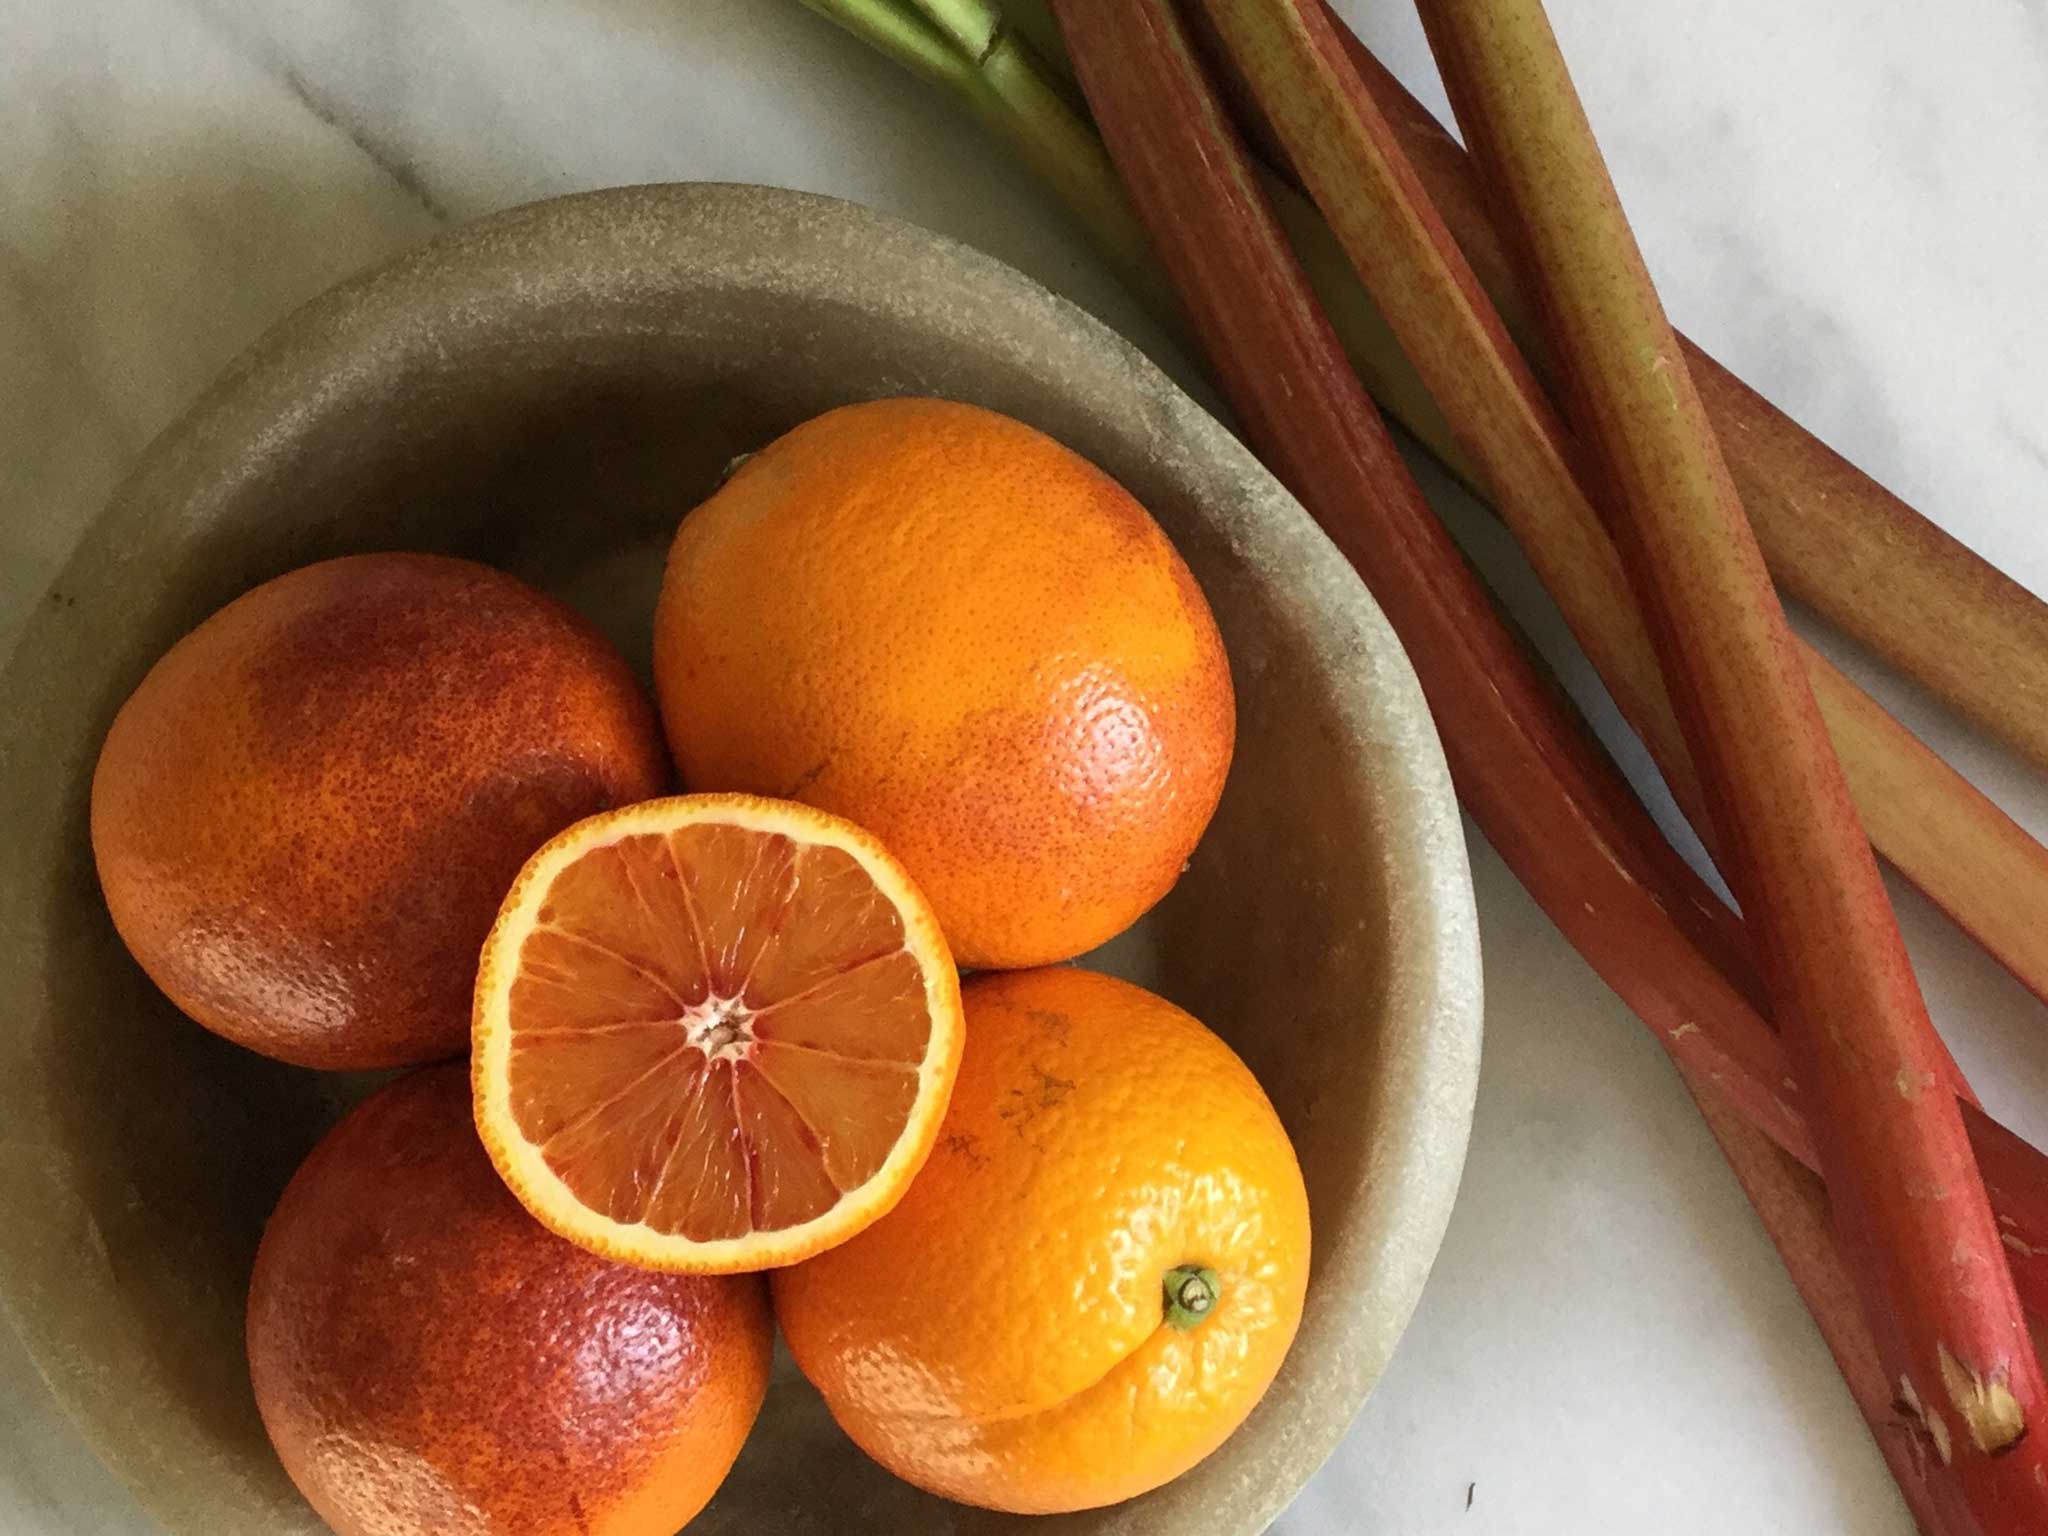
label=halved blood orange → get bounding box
[472,794,963,1273]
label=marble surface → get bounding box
[3,1,2046,1531]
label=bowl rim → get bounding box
[0,181,1482,1534]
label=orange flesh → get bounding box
[504,824,933,1241]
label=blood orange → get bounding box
[247,1065,769,1536]
[472,793,963,1273]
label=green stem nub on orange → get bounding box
[1163,1265,1221,1331]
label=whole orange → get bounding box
[652,398,1234,970]
[772,967,1310,1514]
[247,1065,771,1536]
[91,553,668,1069]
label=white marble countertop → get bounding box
[5,1,2047,1532]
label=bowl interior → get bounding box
[0,184,1479,1536]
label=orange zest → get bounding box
[473,794,963,1273]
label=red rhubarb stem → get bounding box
[1413,0,2047,1519]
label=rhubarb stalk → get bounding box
[1412,0,2046,1517]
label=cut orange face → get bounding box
[472,794,963,1273]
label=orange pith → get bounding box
[473,794,963,1274]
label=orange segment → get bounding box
[473,794,963,1273]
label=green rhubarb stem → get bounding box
[904,0,1003,58]
[796,0,1169,328]
[1806,654,2048,1022]
[996,0,1067,65]
[797,0,983,88]
[1412,0,2046,1518]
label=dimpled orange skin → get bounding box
[652,398,1235,970]
[91,553,669,1069]
[772,968,1311,1515]
[247,1066,771,1536]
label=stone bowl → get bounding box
[0,184,1481,1535]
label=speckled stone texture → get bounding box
[0,184,1481,1536]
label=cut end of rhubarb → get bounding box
[1939,1345,2028,1455]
